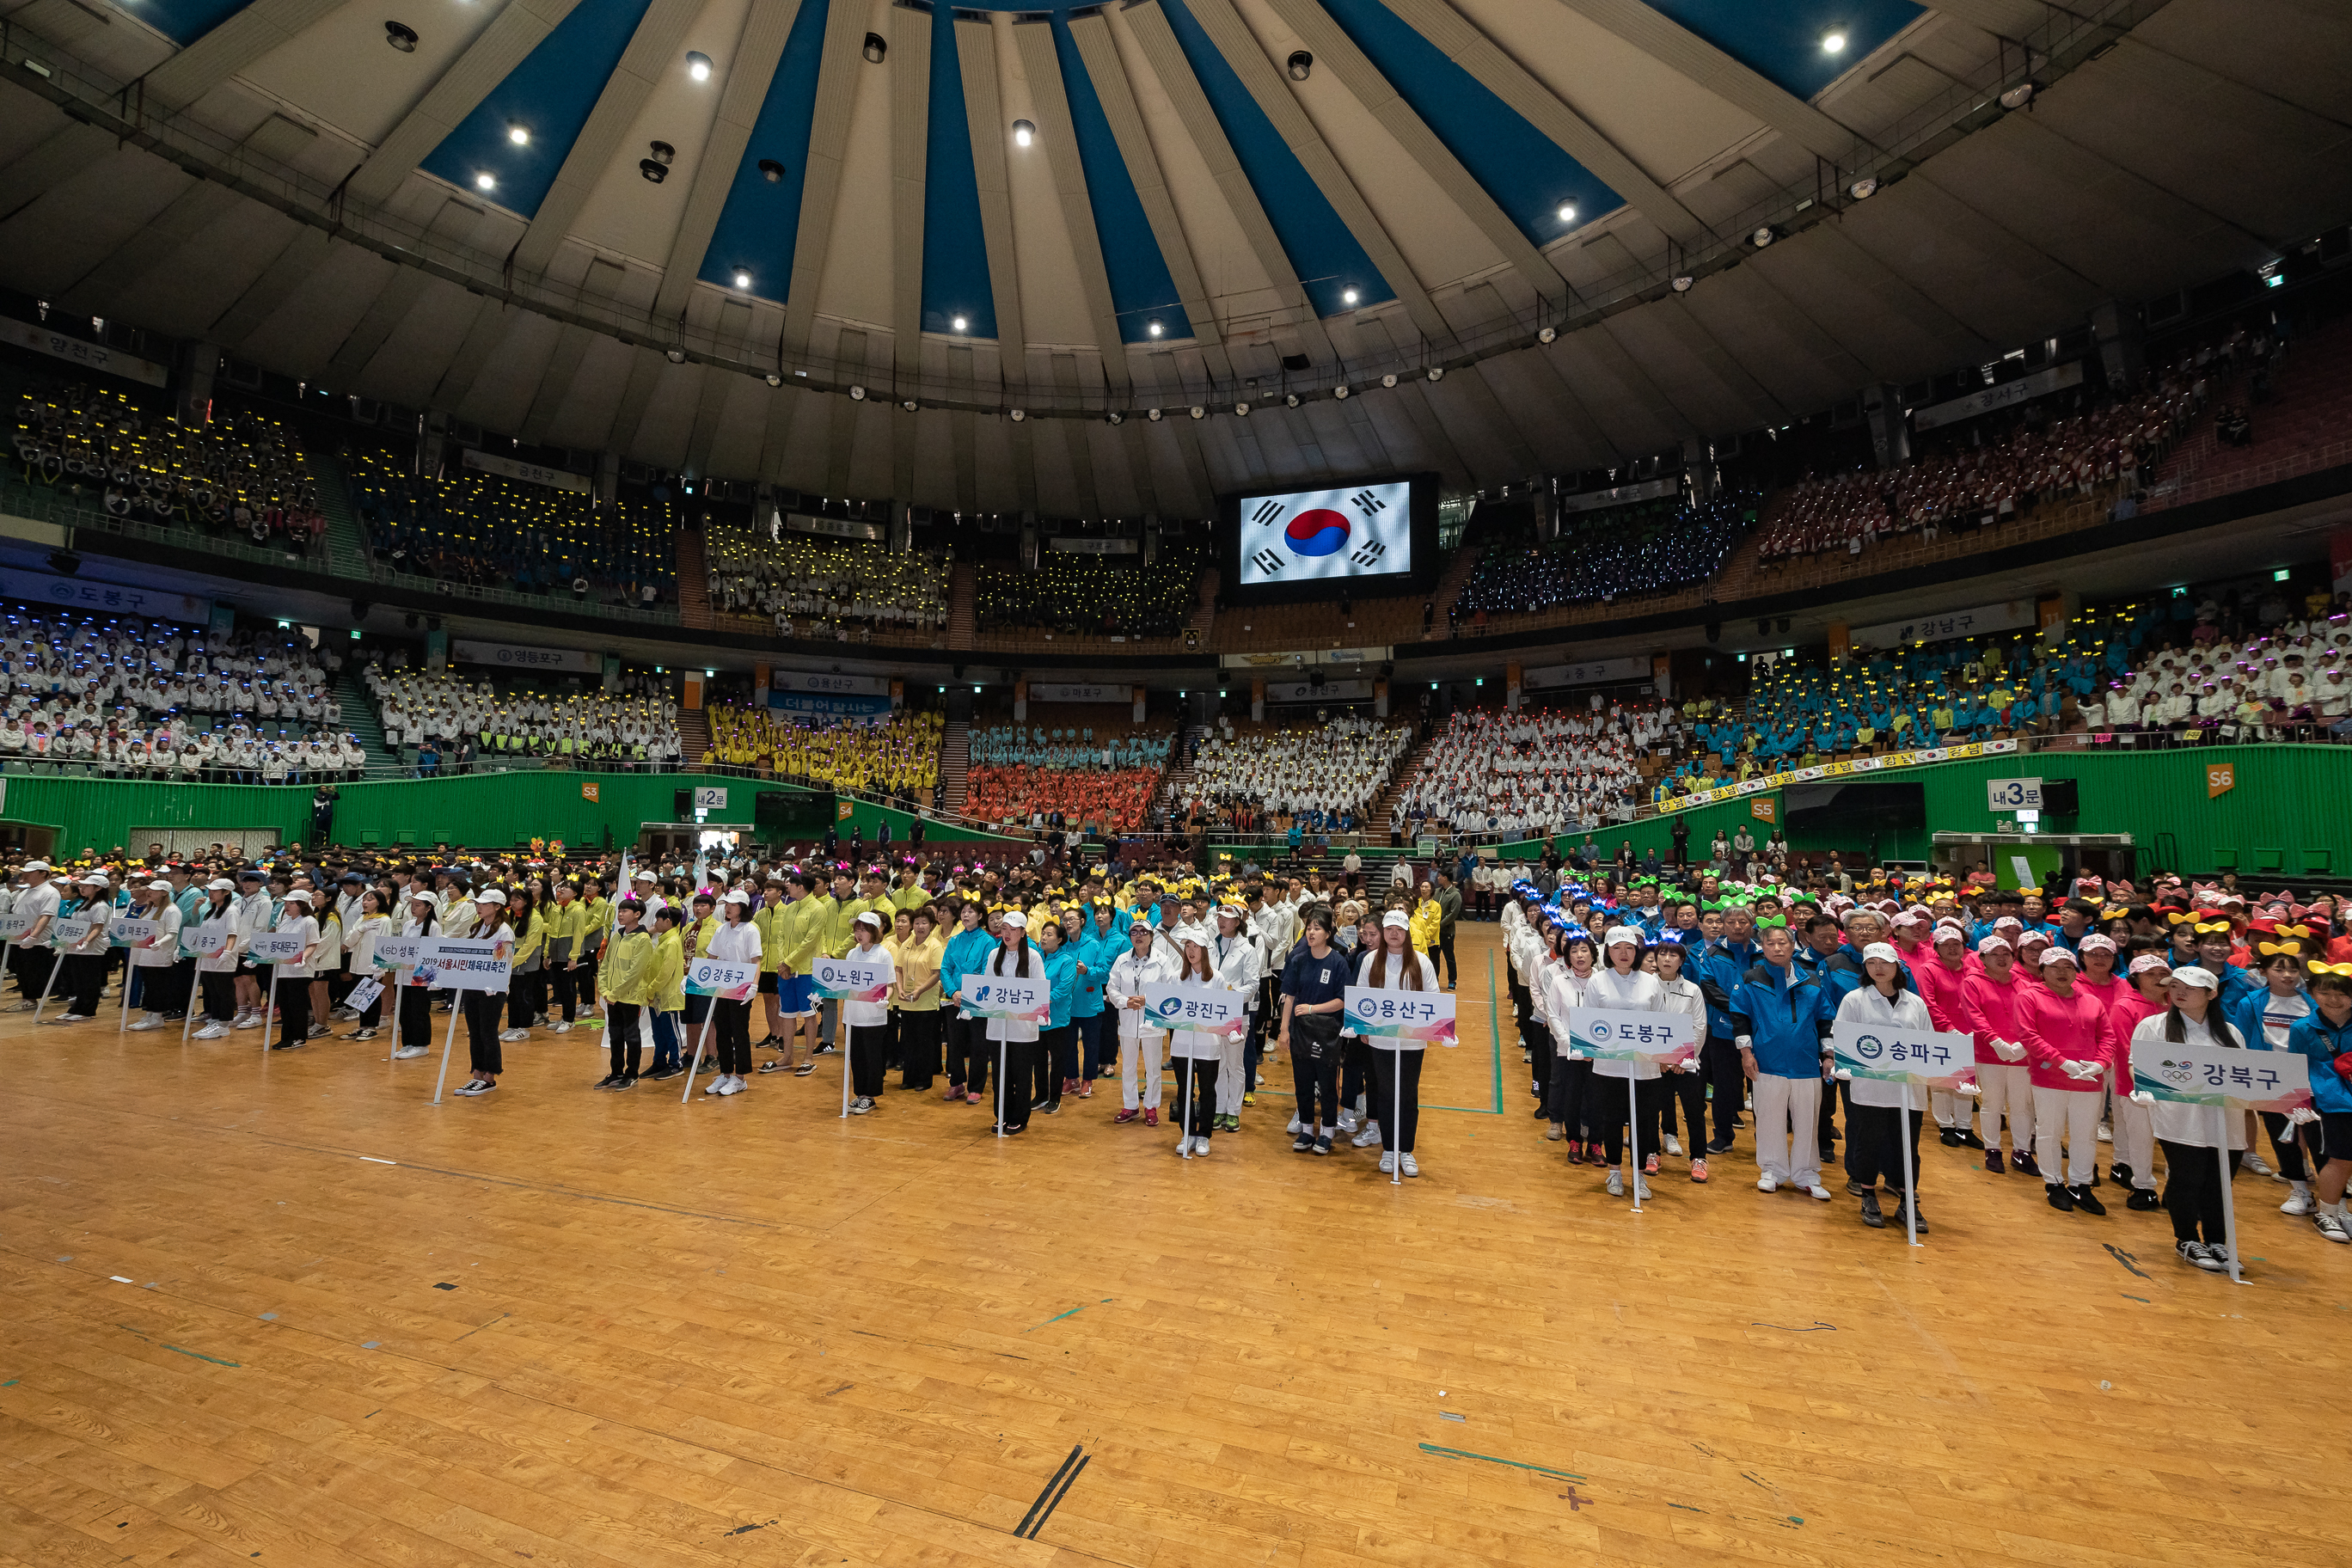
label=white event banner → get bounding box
[2130,1039,2312,1112]
[1830,1021,1978,1101]
[374,933,429,971]
[1523,656,1649,690]
[450,639,603,674]
[1558,476,1678,515]
[248,930,310,964]
[6,570,211,626]
[770,669,891,697]
[1265,678,1374,704]
[1,316,169,386]
[182,922,231,956]
[1238,480,1413,585]
[420,936,512,991]
[1848,599,2039,651]
[685,956,759,1001]
[54,916,92,947]
[0,910,34,941]
[1910,360,2084,432]
[462,447,594,493]
[1142,982,1248,1037]
[811,952,895,1001]
[1562,1006,1696,1078]
[107,917,160,949]
[957,973,1049,1021]
[1029,683,1135,704]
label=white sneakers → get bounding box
[551,1021,573,1034]
[127,1014,165,1032]
[1177,1135,1208,1157]
[234,1014,264,1031]
[1607,1169,1624,1197]
[1805,1183,1834,1201]
[497,1027,527,1043]
[1663,1135,1683,1156]
[1351,1123,1382,1148]
[393,1044,426,1058]
[706,1075,749,1096]
[2281,1188,2318,1216]
[1755,1174,1779,1193]
[1400,1154,1419,1178]
[1286,1115,1303,1135]
[2315,1209,2350,1243]
[193,1023,230,1039]
[1378,1152,1396,1173]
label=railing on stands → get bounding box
[2,475,325,577]
[363,559,683,627]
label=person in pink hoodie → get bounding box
[2018,946,2122,1213]
[1916,923,1983,1148]
[2105,952,2171,1210]
[1961,935,2039,1177]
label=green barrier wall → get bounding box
[0,770,1024,855]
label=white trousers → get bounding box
[1752,1073,1822,1188]
[1119,1032,1163,1110]
[1977,1063,2037,1154]
[1215,1026,1248,1112]
[2033,1084,2103,1186]
[2110,1071,2156,1190]
[1930,1085,1973,1130]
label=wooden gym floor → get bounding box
[0,922,2343,1568]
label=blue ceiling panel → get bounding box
[420,0,655,218]
[922,15,995,339]
[698,0,832,298]
[1640,0,1924,101]
[1319,0,1621,247]
[123,0,253,47]
[1157,0,1393,319]
[1050,18,1183,346]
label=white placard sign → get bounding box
[1523,656,1650,691]
[461,446,593,493]
[248,930,310,964]
[55,916,92,947]
[182,922,231,956]
[1343,986,1458,1044]
[1142,983,1247,1037]
[2130,1039,2312,1111]
[450,639,603,674]
[1028,683,1134,704]
[812,952,895,1001]
[0,910,34,941]
[420,937,511,991]
[693,786,729,811]
[1986,777,2043,812]
[1562,1006,1696,1078]
[108,917,160,948]
[1830,1022,1979,1104]
[957,972,1049,1020]
[685,956,760,1001]
[373,934,429,971]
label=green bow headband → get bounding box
[1755,914,1789,928]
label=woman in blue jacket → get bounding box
[1067,909,1113,1098]
[2282,965,2352,1244]
[940,902,997,1105]
[1032,918,1081,1117]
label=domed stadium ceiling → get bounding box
[0,0,2347,519]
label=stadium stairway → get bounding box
[1428,546,1480,627]
[1366,726,1436,834]
[308,453,370,580]
[676,525,714,630]
[1187,569,1218,646]
[678,707,711,769]
[332,667,388,761]
[939,720,971,816]
[947,562,977,651]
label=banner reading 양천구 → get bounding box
[811,952,893,1002]
[1344,986,1456,1044]
[1142,983,1248,1038]
[2131,1039,2312,1114]
[685,956,759,1002]
[957,973,1049,1022]
[1831,1022,1978,1093]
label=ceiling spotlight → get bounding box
[1284,393,1300,407]
[686,51,712,82]
[1821,30,1847,53]
[384,20,417,52]
[1557,203,1577,224]
[1341,287,1359,306]
[1426,366,1443,382]
[1013,119,1035,148]
[1147,320,1163,338]
[1147,407,1162,421]
[507,122,530,146]
[665,347,686,364]
[1538,326,1556,344]
[640,159,668,182]
[1332,383,1349,399]
[765,372,781,386]
[1751,225,1776,248]
[732,269,752,289]
[902,399,917,411]
[849,384,867,401]
[1009,407,1026,421]
[862,31,886,64]
[1188,406,1204,420]
[474,171,496,192]
[1671,274,1694,291]
[951,315,968,332]
[1999,81,2037,109]
[1847,176,1877,200]
[1234,401,1250,417]
[1381,372,1398,388]
[758,157,785,183]
[1106,409,1124,425]
[1286,50,1312,81]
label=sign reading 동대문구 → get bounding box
[1142,983,1248,1037]
[419,937,511,991]
[1563,1007,1695,1075]
[247,931,310,964]
[685,957,759,1001]
[1237,481,1414,585]
[1344,987,1456,1044]
[810,952,894,1002]
[957,973,1049,1021]
[1831,1023,1978,1092]
[2130,1039,2312,1113]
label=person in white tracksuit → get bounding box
[1210,905,1262,1130]
[1583,927,1664,1199]
[1105,919,1173,1126]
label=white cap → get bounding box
[282,888,312,904]
[2168,965,2220,991]
[2039,946,2078,968]
[1382,909,1412,929]
[633,869,657,880]
[1932,922,1967,944]
[1603,926,1644,949]
[206,877,236,891]
[1177,924,1211,947]
[854,910,885,930]
[1216,903,1246,920]
[1000,910,1027,929]
[722,890,752,905]
[1861,941,1902,965]
[21,860,50,873]
[77,871,109,885]
[2079,933,2118,954]
[476,887,506,903]
[144,879,172,892]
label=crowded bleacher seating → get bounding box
[976,546,1201,640]
[11,378,323,550]
[363,661,678,771]
[704,517,949,640]
[0,603,364,780]
[1460,493,1755,614]
[703,702,940,798]
[1398,705,1647,835]
[965,723,1173,832]
[346,447,675,608]
[1185,717,1410,824]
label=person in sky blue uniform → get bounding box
[2282,967,2352,1244]
[1727,923,1837,1198]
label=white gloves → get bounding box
[2061,1059,2104,1082]
[1565,1049,1588,1061]
[1992,1039,2028,1063]
[1833,1068,1853,1081]
[2129,1089,2155,1106]
[1735,1035,1752,1052]
[1956,1081,1982,1098]
[2288,1106,2320,1125]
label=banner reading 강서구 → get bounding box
[1831,1022,1979,1092]
[1564,1007,1696,1069]
[2130,1039,2312,1114]
[1344,987,1456,1044]
[811,952,894,1002]
[686,956,759,1002]
[1142,983,1248,1038]
[957,973,1049,1022]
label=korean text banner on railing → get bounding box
[1657,738,2021,815]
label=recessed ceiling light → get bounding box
[507,123,530,146]
[1234,401,1249,417]
[1286,50,1312,81]
[1380,372,1397,388]
[902,399,917,411]
[848,385,867,401]
[1822,31,1847,53]
[1671,274,1694,292]
[1538,326,1556,343]
[1847,176,1877,200]
[861,31,886,64]
[1147,320,1163,338]
[1106,410,1123,425]
[2000,81,2037,109]
[1752,225,1775,248]
[952,315,967,332]
[1009,407,1026,421]
[1284,393,1300,407]
[1341,287,1359,305]
[758,158,785,183]
[732,270,751,289]
[665,347,685,363]
[474,171,495,191]
[1147,407,1162,421]
[686,51,712,82]
[1426,366,1443,382]
[1188,406,1204,420]
[1013,119,1035,148]
[1557,203,1577,223]
[764,372,781,386]
[1332,383,1349,399]
[384,20,417,52]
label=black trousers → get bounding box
[1699,1034,1746,1144]
[715,997,753,1075]
[1523,1018,1554,1102]
[606,1001,642,1077]
[507,968,542,1029]
[1369,1048,1424,1154]
[275,978,311,1049]
[12,944,56,1001]
[398,984,433,1047]
[946,1013,989,1093]
[1037,1023,1075,1108]
[993,1036,1034,1130]
[1175,1055,1219,1140]
[1651,1068,1707,1154]
[1548,1053,1593,1134]
[2260,1111,2312,1181]
[465,991,505,1074]
[850,1022,889,1098]
[1434,932,1457,987]
[1341,1037,1373,1113]
[1593,1073,1663,1164]
[2160,1139,2242,1245]
[63,952,107,1016]
[897,1010,941,1088]
[1847,1102,1926,1191]
[1292,1016,1343,1129]
[200,971,238,1024]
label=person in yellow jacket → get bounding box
[542,882,590,1032]
[499,888,546,1043]
[752,877,792,1047]
[596,899,655,1088]
[644,905,688,1081]
[671,891,717,1081]
[1409,882,1442,956]
[574,877,611,1024]
[761,870,830,1076]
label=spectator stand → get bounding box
[703,512,951,648]
[1457,493,1757,634]
[701,699,941,805]
[1179,716,1412,838]
[965,710,1176,835]
[971,543,1206,652]
[2147,312,2352,513]
[361,659,681,776]
[1394,699,1649,840]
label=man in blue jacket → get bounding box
[2282,983,2352,1244]
[1727,923,1835,1199]
[1693,903,1761,1155]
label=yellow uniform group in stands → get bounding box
[704,704,940,794]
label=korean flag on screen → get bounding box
[1239,481,1412,585]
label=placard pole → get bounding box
[996,1038,1008,1138]
[1627,1075,1643,1212]
[430,993,463,1104]
[1182,1056,1195,1159]
[841,1015,853,1119]
[1901,1081,1920,1248]
[261,960,281,1056]
[30,942,59,1023]
[181,958,201,1046]
[683,1006,716,1103]
[1391,1047,1402,1185]
[119,952,136,1033]
[2218,1113,2244,1283]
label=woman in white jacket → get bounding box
[1540,928,1600,1153]
[1105,919,1173,1126]
[2129,966,2251,1272]
[124,879,184,1031]
[189,879,242,1039]
[984,912,1045,1136]
[1584,927,1664,1200]
[340,890,393,1041]
[1648,939,1712,1182]
[1167,929,1230,1157]
[1357,910,1441,1177]
[1832,944,1949,1233]
[1209,906,1262,1132]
